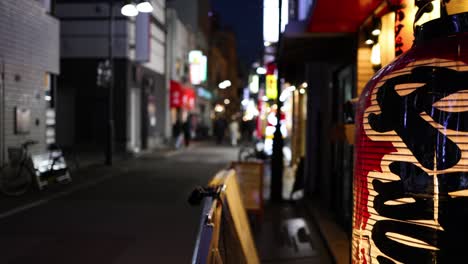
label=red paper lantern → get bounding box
[352,13,468,263]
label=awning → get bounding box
[307,0,384,33]
[170,80,184,108]
[170,80,196,110]
[183,87,196,111]
[279,0,387,81]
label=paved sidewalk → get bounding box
[0,144,178,218]
[0,141,350,264]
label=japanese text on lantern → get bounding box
[353,59,468,263]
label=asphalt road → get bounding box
[0,142,238,264]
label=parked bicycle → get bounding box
[238,138,268,161]
[0,140,72,196]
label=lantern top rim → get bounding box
[416,12,468,44]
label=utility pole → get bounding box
[106,0,115,166]
[1,57,4,165]
[270,0,284,202]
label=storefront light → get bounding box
[371,43,381,66]
[224,99,230,105]
[279,85,296,102]
[214,104,225,113]
[301,82,307,88]
[371,17,382,36]
[264,41,271,47]
[218,80,231,89]
[299,88,306,94]
[249,75,259,93]
[365,38,375,45]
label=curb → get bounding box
[304,201,350,264]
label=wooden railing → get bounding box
[190,169,260,264]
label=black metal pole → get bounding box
[106,0,115,165]
[270,0,284,202]
[1,57,4,165]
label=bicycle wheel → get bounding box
[0,164,32,196]
[238,146,256,161]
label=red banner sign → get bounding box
[170,80,195,110]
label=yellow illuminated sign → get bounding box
[266,74,277,99]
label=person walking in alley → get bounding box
[214,116,227,145]
[229,116,240,146]
[173,118,183,149]
[183,115,192,147]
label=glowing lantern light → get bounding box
[352,11,468,263]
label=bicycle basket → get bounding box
[7,147,24,166]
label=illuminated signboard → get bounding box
[200,55,207,83]
[189,50,207,85]
[249,74,259,94]
[265,74,277,99]
[263,0,289,43]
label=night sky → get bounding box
[210,0,263,71]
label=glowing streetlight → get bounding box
[256,67,267,75]
[136,1,153,13]
[218,80,231,89]
[121,3,138,16]
[121,1,153,17]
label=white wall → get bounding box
[143,0,166,75]
[0,0,59,162]
[167,8,192,81]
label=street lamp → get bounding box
[218,80,231,89]
[105,0,153,166]
[136,1,154,12]
[121,1,153,16]
[256,67,267,75]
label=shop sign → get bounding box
[249,74,259,94]
[183,88,196,110]
[265,74,277,99]
[170,80,183,108]
[197,87,212,100]
[189,50,207,85]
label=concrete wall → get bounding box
[57,1,166,75]
[143,0,166,75]
[0,0,59,164]
[167,8,191,82]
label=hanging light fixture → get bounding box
[121,3,138,17]
[371,16,382,36]
[136,1,154,13]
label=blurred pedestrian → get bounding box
[183,115,192,147]
[173,118,183,149]
[229,116,240,146]
[214,116,226,145]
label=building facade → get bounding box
[167,0,212,139]
[0,0,60,164]
[55,0,167,158]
